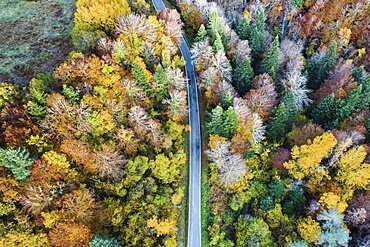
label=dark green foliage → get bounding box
[132,62,150,96]
[233,58,254,96]
[282,188,306,216]
[366,115,370,143]
[306,44,337,90]
[261,36,280,81]
[236,216,274,247]
[250,7,266,62]
[259,196,275,211]
[358,76,370,110]
[154,64,169,100]
[291,0,304,8]
[312,94,338,129]
[0,147,35,182]
[267,93,296,142]
[206,106,237,139]
[267,179,285,201]
[89,235,121,247]
[235,16,250,40]
[336,85,362,120]
[222,106,237,139]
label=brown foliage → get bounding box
[0,103,40,148]
[48,222,92,247]
[272,148,291,170]
[60,139,95,173]
[287,123,325,148]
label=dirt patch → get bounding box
[0,0,76,86]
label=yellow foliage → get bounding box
[171,188,184,205]
[284,133,337,180]
[41,211,60,229]
[42,151,78,180]
[266,204,285,228]
[298,216,321,243]
[208,134,228,150]
[336,145,370,192]
[75,0,131,31]
[319,192,348,212]
[0,231,48,247]
[147,216,176,236]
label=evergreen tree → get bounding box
[261,35,280,81]
[213,31,224,52]
[336,85,362,121]
[312,94,338,129]
[222,106,237,139]
[282,188,307,216]
[206,106,224,136]
[250,4,266,62]
[195,24,207,42]
[306,44,337,90]
[132,58,151,96]
[365,115,370,143]
[154,64,169,100]
[267,93,296,142]
[358,76,370,110]
[233,58,254,96]
[0,147,35,182]
[236,15,250,40]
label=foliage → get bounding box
[297,216,321,243]
[0,147,35,182]
[261,36,279,81]
[89,235,121,247]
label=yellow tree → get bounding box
[297,216,321,243]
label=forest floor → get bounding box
[0,0,76,86]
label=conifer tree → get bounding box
[233,58,254,96]
[261,36,280,81]
[154,64,169,100]
[132,57,152,96]
[267,93,296,142]
[195,24,207,42]
[236,15,250,40]
[312,94,338,129]
[206,106,224,136]
[213,32,224,52]
[249,4,266,62]
[0,147,35,182]
[306,44,337,90]
[222,106,237,139]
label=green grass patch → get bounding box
[0,0,76,85]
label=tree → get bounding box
[213,32,224,52]
[249,3,266,62]
[89,235,121,247]
[207,106,224,136]
[298,217,321,243]
[306,44,337,90]
[154,64,169,100]
[316,208,350,247]
[282,188,307,216]
[149,151,185,184]
[49,222,93,247]
[236,216,274,247]
[131,57,152,96]
[222,106,237,139]
[312,94,338,129]
[261,36,280,81]
[195,24,207,42]
[266,93,296,142]
[0,82,19,109]
[233,58,253,96]
[0,147,35,182]
[236,15,250,40]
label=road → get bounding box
[152,1,202,247]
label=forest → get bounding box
[0,0,369,246]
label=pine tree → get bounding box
[306,44,337,90]
[267,93,296,142]
[336,85,362,121]
[222,106,237,139]
[195,24,207,42]
[358,76,370,110]
[233,58,254,96]
[249,4,266,62]
[0,147,35,182]
[312,94,338,129]
[213,31,224,52]
[154,64,169,100]
[206,106,224,136]
[89,235,121,247]
[236,15,250,40]
[261,36,280,81]
[132,57,151,96]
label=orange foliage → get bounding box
[48,222,92,247]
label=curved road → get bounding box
[152,1,202,247]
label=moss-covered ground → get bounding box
[0,0,76,86]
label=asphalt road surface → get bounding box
[152,1,202,246]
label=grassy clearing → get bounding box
[177,130,189,247]
[0,0,76,86]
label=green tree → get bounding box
[233,58,254,96]
[250,5,266,62]
[282,188,307,216]
[132,57,152,96]
[207,106,224,136]
[236,216,275,247]
[236,15,250,40]
[89,235,121,247]
[0,147,35,182]
[261,36,280,81]
[213,31,224,52]
[195,24,207,42]
[222,106,237,139]
[154,64,169,100]
[306,44,337,90]
[267,93,296,142]
[312,94,338,129]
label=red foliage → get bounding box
[272,148,291,170]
